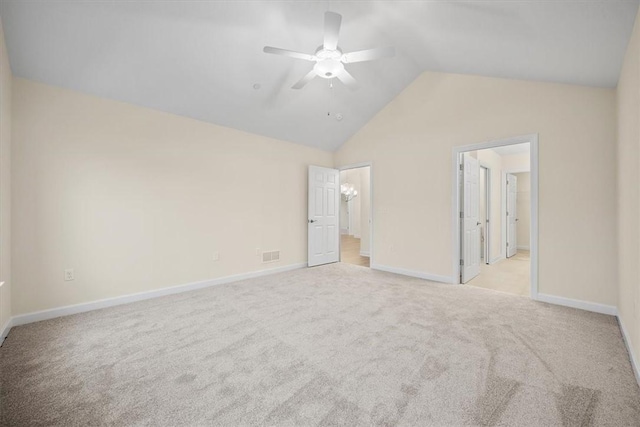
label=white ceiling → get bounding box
[1,1,637,151]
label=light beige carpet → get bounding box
[468,251,530,297]
[1,263,639,426]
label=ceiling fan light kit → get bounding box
[264,11,395,90]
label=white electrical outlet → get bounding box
[212,252,220,261]
[64,269,74,281]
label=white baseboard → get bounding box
[10,263,306,328]
[490,255,503,265]
[517,245,530,250]
[359,251,370,257]
[0,317,12,346]
[536,293,618,316]
[618,315,640,388]
[371,263,455,284]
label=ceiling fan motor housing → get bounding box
[314,59,344,78]
[314,46,344,78]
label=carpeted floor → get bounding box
[1,263,639,426]
[468,251,530,297]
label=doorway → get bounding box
[339,165,371,267]
[454,135,538,298]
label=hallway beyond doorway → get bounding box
[340,234,370,267]
[467,250,530,296]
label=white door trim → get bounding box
[505,173,518,258]
[480,165,491,265]
[338,162,373,265]
[501,171,507,260]
[452,134,539,300]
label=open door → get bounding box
[506,173,518,258]
[461,154,481,283]
[308,165,340,267]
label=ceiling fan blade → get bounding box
[342,46,396,63]
[323,11,342,51]
[292,69,317,89]
[336,69,359,90]
[263,46,316,61]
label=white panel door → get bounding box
[506,174,518,258]
[308,166,340,267]
[461,154,481,283]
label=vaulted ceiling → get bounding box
[1,1,637,151]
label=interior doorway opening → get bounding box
[455,138,536,298]
[339,166,371,267]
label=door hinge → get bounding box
[459,164,464,171]
[506,211,509,216]
[460,212,464,219]
[460,259,464,266]
[506,242,509,247]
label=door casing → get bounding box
[506,173,518,258]
[480,165,491,265]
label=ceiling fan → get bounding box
[263,11,395,90]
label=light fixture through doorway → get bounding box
[341,183,358,201]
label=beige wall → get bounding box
[502,152,530,171]
[0,19,11,330]
[11,78,332,315]
[514,172,531,250]
[335,71,617,306]
[617,9,640,377]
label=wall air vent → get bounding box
[262,250,280,263]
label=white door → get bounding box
[506,174,518,258]
[308,166,340,267]
[461,154,481,283]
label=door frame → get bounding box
[480,164,491,265]
[338,162,373,265]
[452,134,539,299]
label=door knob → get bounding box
[308,219,317,223]
[477,222,481,226]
